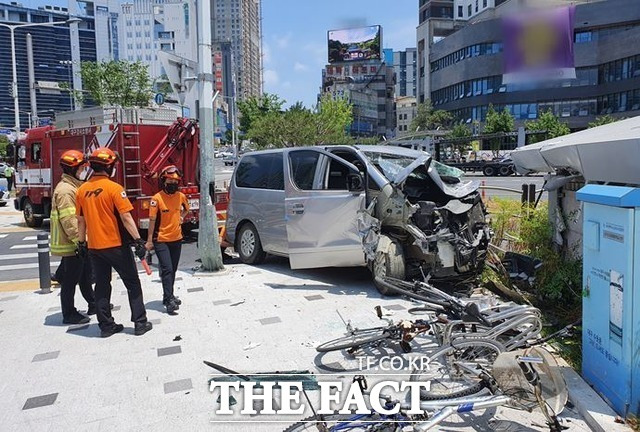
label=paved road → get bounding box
[0,166,546,282]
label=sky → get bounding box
[261,0,418,109]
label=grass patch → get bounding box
[486,197,583,368]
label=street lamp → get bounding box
[0,17,81,132]
[2,107,54,129]
[59,60,75,110]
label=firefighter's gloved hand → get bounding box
[76,241,88,259]
[134,239,147,260]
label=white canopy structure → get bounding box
[511,116,640,186]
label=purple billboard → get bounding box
[502,6,576,84]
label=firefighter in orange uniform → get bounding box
[76,147,152,338]
[145,166,189,315]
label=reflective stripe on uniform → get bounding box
[50,206,77,254]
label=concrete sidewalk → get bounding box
[0,255,624,431]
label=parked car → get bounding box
[0,178,9,207]
[225,145,491,294]
[223,154,238,166]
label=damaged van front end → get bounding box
[355,148,491,294]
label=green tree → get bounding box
[73,60,153,107]
[525,110,570,144]
[245,93,353,148]
[588,114,621,128]
[410,100,453,131]
[483,105,514,156]
[314,93,353,144]
[447,123,473,157]
[237,93,285,134]
[0,134,8,157]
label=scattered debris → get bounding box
[173,335,182,342]
[242,342,262,351]
[230,300,245,307]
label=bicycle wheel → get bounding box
[410,338,504,400]
[283,413,397,431]
[316,328,390,353]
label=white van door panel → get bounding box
[284,148,366,269]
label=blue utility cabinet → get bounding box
[577,184,640,416]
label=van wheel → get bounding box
[371,235,405,296]
[23,199,43,228]
[483,166,496,177]
[499,165,512,176]
[237,223,266,264]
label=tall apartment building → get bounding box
[0,1,104,129]
[392,48,417,98]
[211,0,262,99]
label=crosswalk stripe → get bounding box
[23,236,37,241]
[0,252,38,260]
[0,234,8,239]
[0,261,60,271]
[10,244,37,249]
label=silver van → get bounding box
[225,145,490,294]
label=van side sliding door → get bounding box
[284,148,366,269]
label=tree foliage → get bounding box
[237,93,285,135]
[483,105,514,134]
[410,100,453,131]
[75,61,153,107]
[483,105,514,156]
[588,114,621,128]
[245,93,353,149]
[448,123,472,139]
[525,110,570,143]
[0,134,8,157]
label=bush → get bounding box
[487,198,583,367]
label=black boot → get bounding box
[100,323,124,338]
[166,301,178,315]
[134,321,153,336]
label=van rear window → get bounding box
[236,153,284,190]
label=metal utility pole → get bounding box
[196,0,224,272]
[26,33,37,128]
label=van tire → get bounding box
[236,223,266,265]
[371,235,405,296]
[23,198,43,228]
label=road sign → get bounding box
[155,93,165,105]
[0,129,13,134]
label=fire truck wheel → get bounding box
[236,223,266,265]
[23,199,43,228]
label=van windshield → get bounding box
[361,151,416,181]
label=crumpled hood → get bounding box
[391,154,480,199]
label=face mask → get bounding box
[164,183,179,194]
[75,167,91,182]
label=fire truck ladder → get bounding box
[141,117,197,180]
[122,120,143,197]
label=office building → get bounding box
[396,96,417,136]
[391,48,417,98]
[322,60,395,137]
[427,0,640,129]
[0,1,101,129]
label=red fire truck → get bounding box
[13,107,228,232]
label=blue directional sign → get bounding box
[0,129,12,134]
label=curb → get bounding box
[559,366,630,432]
[0,278,58,292]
